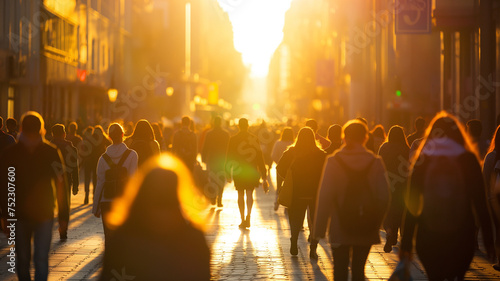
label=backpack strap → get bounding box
[117,149,132,167]
[102,153,115,168]
[336,156,375,173]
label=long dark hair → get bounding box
[387,125,409,148]
[280,127,294,142]
[289,127,321,156]
[130,119,155,141]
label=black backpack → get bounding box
[101,149,132,199]
[335,157,379,234]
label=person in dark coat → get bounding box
[406,117,425,146]
[172,116,198,170]
[377,125,409,253]
[66,121,82,148]
[0,111,69,281]
[225,118,268,228]
[401,112,495,281]
[100,154,210,281]
[50,124,79,239]
[325,124,342,155]
[125,119,160,166]
[80,126,95,204]
[277,127,326,259]
[6,117,18,139]
[0,116,16,152]
[202,116,230,207]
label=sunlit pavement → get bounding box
[1,169,500,280]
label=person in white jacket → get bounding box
[92,123,138,245]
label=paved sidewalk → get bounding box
[1,171,500,280]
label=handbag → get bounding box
[278,159,294,207]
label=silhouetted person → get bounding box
[378,125,409,253]
[50,124,79,239]
[401,112,494,281]
[277,127,326,259]
[66,121,82,148]
[202,116,230,207]
[100,154,210,280]
[356,117,375,152]
[92,124,138,247]
[482,125,500,271]
[226,118,268,228]
[271,127,294,210]
[80,126,95,204]
[314,119,390,281]
[325,124,342,155]
[172,116,197,170]
[0,116,15,153]
[6,117,18,139]
[305,119,330,149]
[0,111,69,281]
[255,120,275,171]
[371,125,386,154]
[151,122,166,151]
[406,117,425,146]
[467,119,487,159]
[126,119,160,166]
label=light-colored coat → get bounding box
[314,145,390,246]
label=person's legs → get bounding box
[216,181,224,207]
[245,189,254,226]
[351,245,371,281]
[288,200,307,255]
[16,220,33,281]
[332,245,350,281]
[307,199,319,259]
[91,162,97,195]
[237,189,245,226]
[100,202,113,248]
[83,163,91,204]
[33,219,54,281]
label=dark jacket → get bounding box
[172,127,197,169]
[0,130,15,154]
[128,139,160,166]
[225,131,266,188]
[51,138,79,192]
[378,142,409,191]
[277,147,327,200]
[202,127,230,172]
[0,138,69,223]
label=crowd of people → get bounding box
[0,110,499,280]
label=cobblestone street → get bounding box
[1,171,500,280]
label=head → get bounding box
[466,119,482,139]
[238,118,249,132]
[83,126,94,138]
[213,116,222,128]
[415,117,425,132]
[68,122,78,135]
[6,118,17,132]
[108,123,124,144]
[293,127,319,151]
[327,124,342,143]
[94,125,105,136]
[106,154,206,232]
[280,127,294,142]
[356,117,368,126]
[342,120,369,147]
[371,125,386,139]
[387,125,408,147]
[51,124,66,140]
[131,119,155,141]
[20,111,44,137]
[305,119,318,133]
[181,116,191,127]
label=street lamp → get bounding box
[108,88,118,102]
[166,87,174,97]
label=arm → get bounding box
[276,149,293,179]
[313,157,336,239]
[54,150,69,228]
[92,157,107,217]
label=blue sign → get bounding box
[395,0,432,34]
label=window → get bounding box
[8,87,14,118]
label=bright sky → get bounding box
[218,0,293,78]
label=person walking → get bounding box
[314,119,390,281]
[0,111,69,281]
[172,116,197,170]
[6,117,18,139]
[305,119,330,149]
[378,125,409,253]
[325,124,342,155]
[406,117,425,146]
[92,124,138,247]
[99,154,210,280]
[66,121,82,148]
[401,112,495,281]
[0,116,16,152]
[126,119,160,166]
[271,127,294,210]
[277,127,326,259]
[81,126,95,204]
[202,116,230,207]
[225,118,268,228]
[50,124,79,239]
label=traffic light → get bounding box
[396,90,402,97]
[394,75,402,97]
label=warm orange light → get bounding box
[166,87,174,96]
[108,88,118,102]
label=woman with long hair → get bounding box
[100,154,210,280]
[371,124,386,154]
[325,124,342,155]
[126,119,160,166]
[378,125,410,253]
[401,112,494,280]
[482,125,500,270]
[271,127,294,210]
[277,127,326,259]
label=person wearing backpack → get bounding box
[314,119,390,281]
[277,127,326,259]
[92,123,138,246]
[482,124,500,271]
[401,112,495,281]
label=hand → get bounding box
[72,187,78,196]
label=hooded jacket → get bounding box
[92,143,138,215]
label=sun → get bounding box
[218,0,293,78]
